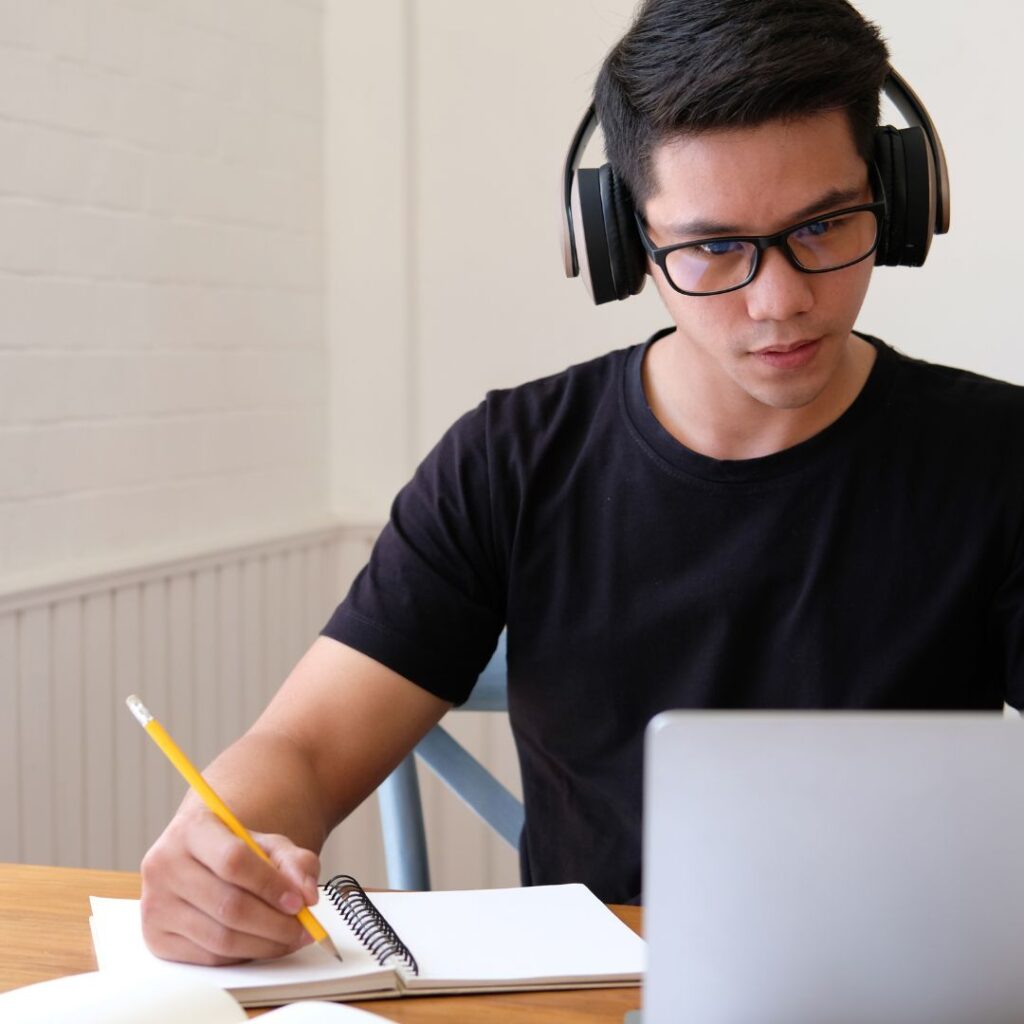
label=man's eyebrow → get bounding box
[662,185,870,239]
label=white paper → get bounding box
[0,970,246,1023]
[370,883,646,988]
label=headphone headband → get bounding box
[560,104,598,280]
[881,67,950,235]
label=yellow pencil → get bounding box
[125,694,342,962]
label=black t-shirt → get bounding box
[323,331,1024,904]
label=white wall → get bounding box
[855,0,1024,379]
[0,0,330,590]
[0,0,525,892]
[327,0,662,523]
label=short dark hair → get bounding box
[594,0,891,205]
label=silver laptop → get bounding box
[641,711,1024,1024]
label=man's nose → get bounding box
[743,246,814,322]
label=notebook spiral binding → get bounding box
[324,874,420,976]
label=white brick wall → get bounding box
[0,0,327,582]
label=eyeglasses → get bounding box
[634,200,886,297]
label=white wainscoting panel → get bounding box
[0,522,520,892]
[0,524,381,874]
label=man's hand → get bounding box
[138,637,451,966]
[140,804,321,965]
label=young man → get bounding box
[140,0,1024,966]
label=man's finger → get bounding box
[259,831,322,907]
[183,819,308,918]
[142,894,307,965]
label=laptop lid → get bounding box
[643,711,1024,1024]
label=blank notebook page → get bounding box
[369,883,646,987]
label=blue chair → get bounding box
[376,632,524,890]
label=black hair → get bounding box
[594,0,891,205]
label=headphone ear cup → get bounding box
[574,166,618,304]
[573,164,647,304]
[873,124,933,267]
[873,126,901,266]
[598,165,647,301]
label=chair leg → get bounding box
[376,753,431,890]
[415,726,524,849]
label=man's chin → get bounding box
[739,367,834,411]
[745,387,829,412]
[739,337,846,410]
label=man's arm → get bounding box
[139,636,451,966]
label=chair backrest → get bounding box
[376,632,524,890]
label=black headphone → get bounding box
[561,67,951,305]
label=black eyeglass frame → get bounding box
[634,198,888,297]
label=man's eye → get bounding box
[795,217,842,240]
[696,239,744,257]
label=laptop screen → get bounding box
[642,711,1024,1024]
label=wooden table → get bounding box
[0,863,642,1022]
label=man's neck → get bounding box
[642,332,877,461]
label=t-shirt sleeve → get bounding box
[321,401,508,705]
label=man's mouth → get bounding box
[751,337,823,369]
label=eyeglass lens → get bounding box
[664,208,879,295]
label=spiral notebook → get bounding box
[89,876,645,1007]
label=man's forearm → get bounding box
[179,728,331,853]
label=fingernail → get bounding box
[280,891,303,914]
